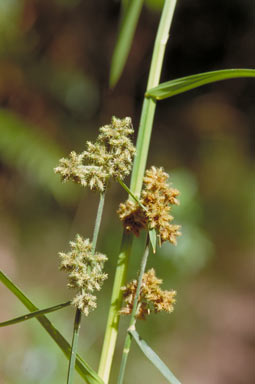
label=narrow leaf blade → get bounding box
[118,178,147,211]
[0,270,103,384]
[0,301,71,327]
[149,228,157,254]
[130,329,181,384]
[146,69,255,100]
[110,0,144,87]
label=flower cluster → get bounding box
[59,235,108,316]
[120,269,176,319]
[55,116,136,192]
[118,166,181,245]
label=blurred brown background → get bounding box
[0,0,254,383]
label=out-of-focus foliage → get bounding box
[0,109,78,203]
[160,169,213,276]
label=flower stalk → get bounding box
[67,192,106,384]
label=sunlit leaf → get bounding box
[118,178,147,211]
[130,328,181,384]
[0,270,103,384]
[0,301,71,327]
[146,69,255,100]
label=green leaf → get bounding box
[0,301,71,327]
[118,178,147,211]
[0,109,78,204]
[0,270,103,384]
[145,69,255,100]
[130,328,181,384]
[149,228,157,253]
[110,0,144,87]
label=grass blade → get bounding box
[109,0,144,87]
[118,178,147,210]
[130,328,181,384]
[145,68,255,100]
[0,270,103,384]
[0,301,71,327]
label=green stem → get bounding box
[67,309,82,384]
[130,0,177,197]
[67,192,106,384]
[98,3,177,382]
[0,301,71,327]
[117,235,150,384]
[98,231,133,382]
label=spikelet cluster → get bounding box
[59,235,108,316]
[55,117,135,192]
[120,269,176,320]
[118,166,181,245]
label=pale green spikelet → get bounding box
[55,116,136,192]
[59,234,108,316]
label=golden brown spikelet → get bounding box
[120,268,176,320]
[118,166,181,246]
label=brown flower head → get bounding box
[118,166,181,246]
[120,268,176,320]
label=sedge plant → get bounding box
[1,1,254,384]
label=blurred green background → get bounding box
[0,0,253,383]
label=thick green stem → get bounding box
[67,192,106,384]
[98,231,133,382]
[130,0,177,197]
[117,236,150,384]
[98,1,177,382]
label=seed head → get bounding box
[120,268,176,319]
[118,166,181,246]
[59,234,107,315]
[55,117,135,192]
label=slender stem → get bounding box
[117,235,150,384]
[98,2,177,382]
[67,192,106,384]
[67,309,82,384]
[0,301,71,327]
